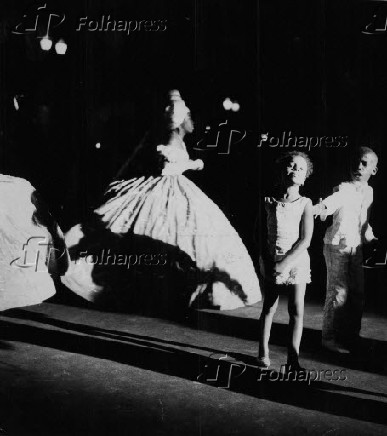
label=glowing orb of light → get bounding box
[40,37,52,51]
[231,102,240,112]
[55,39,68,55]
[223,98,233,110]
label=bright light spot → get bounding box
[55,39,67,55]
[13,97,19,111]
[205,125,211,130]
[231,102,240,112]
[95,143,101,149]
[40,37,52,51]
[223,98,232,111]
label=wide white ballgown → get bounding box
[62,143,261,310]
[0,175,67,311]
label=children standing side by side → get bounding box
[313,147,379,354]
[257,151,314,372]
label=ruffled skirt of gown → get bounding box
[0,176,67,311]
[61,175,261,310]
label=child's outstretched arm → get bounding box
[274,200,314,274]
[312,187,343,219]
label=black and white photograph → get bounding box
[0,1,386,435]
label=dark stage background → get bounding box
[0,0,386,305]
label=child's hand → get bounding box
[312,198,327,221]
[194,159,204,171]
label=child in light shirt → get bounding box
[314,147,378,353]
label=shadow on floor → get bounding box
[62,219,251,311]
[0,312,386,427]
[190,308,386,373]
[48,285,387,376]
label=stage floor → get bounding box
[0,297,386,435]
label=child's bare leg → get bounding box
[287,283,306,365]
[258,284,280,359]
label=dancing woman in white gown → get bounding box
[62,90,261,310]
[0,175,67,311]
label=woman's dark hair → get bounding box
[113,90,182,179]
